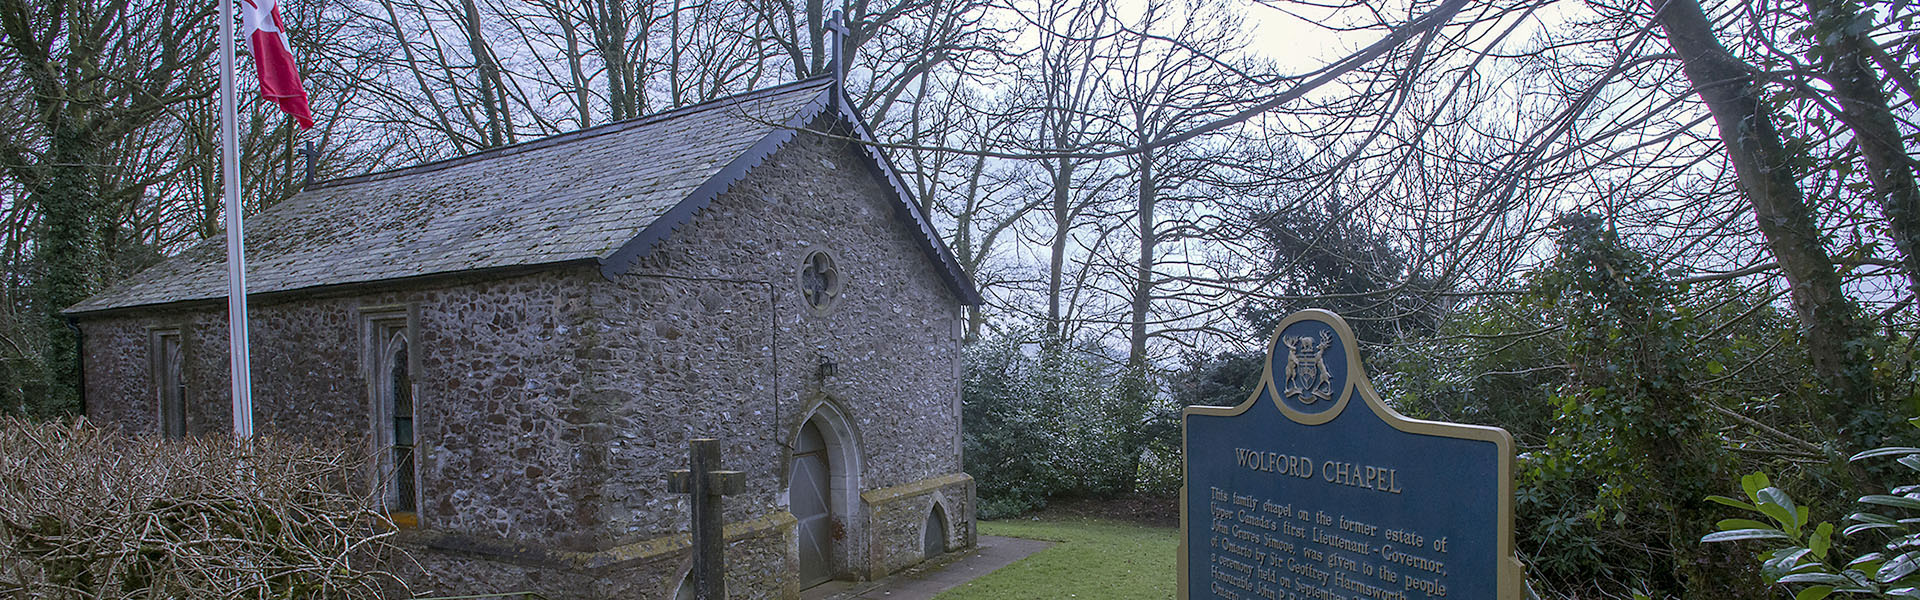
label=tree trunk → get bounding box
[1804,0,1920,299]
[1046,157,1072,339]
[459,0,507,146]
[1652,0,1880,445]
[1129,143,1155,368]
[30,128,107,416]
[552,1,591,127]
[594,0,632,121]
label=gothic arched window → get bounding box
[384,332,415,513]
[366,312,418,523]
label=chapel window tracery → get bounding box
[799,251,843,313]
[364,310,419,525]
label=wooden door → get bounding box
[790,421,833,588]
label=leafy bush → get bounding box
[1706,419,1920,599]
[1383,215,1796,597]
[963,332,1144,518]
[0,418,406,598]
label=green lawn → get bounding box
[932,516,1178,600]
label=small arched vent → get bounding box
[923,502,949,558]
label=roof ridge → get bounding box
[309,76,835,191]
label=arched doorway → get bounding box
[672,571,693,600]
[789,401,861,590]
[923,502,949,558]
[790,419,834,588]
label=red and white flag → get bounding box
[241,0,313,129]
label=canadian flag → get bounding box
[241,0,313,129]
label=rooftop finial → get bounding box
[296,140,320,190]
[826,10,850,87]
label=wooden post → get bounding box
[668,438,744,600]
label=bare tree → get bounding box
[0,0,218,414]
[1009,0,1119,340]
[1098,0,1260,368]
[1651,0,1881,445]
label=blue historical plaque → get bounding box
[1180,310,1522,600]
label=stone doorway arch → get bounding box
[672,571,693,600]
[789,400,862,589]
[922,501,949,558]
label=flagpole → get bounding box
[220,0,256,439]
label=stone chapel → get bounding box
[64,73,981,599]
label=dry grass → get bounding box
[0,418,409,598]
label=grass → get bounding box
[931,515,1178,600]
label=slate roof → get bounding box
[68,76,981,315]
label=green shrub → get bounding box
[1705,418,1920,599]
[963,332,1143,518]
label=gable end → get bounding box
[598,86,983,306]
[827,91,983,306]
[598,89,834,278]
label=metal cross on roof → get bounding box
[827,10,850,84]
[296,141,320,190]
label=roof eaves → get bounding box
[65,259,601,319]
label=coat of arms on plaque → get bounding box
[1282,330,1335,404]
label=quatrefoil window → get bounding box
[798,251,843,313]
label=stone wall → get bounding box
[402,512,797,600]
[570,122,972,581]
[862,474,977,578]
[77,313,163,434]
[79,268,603,552]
